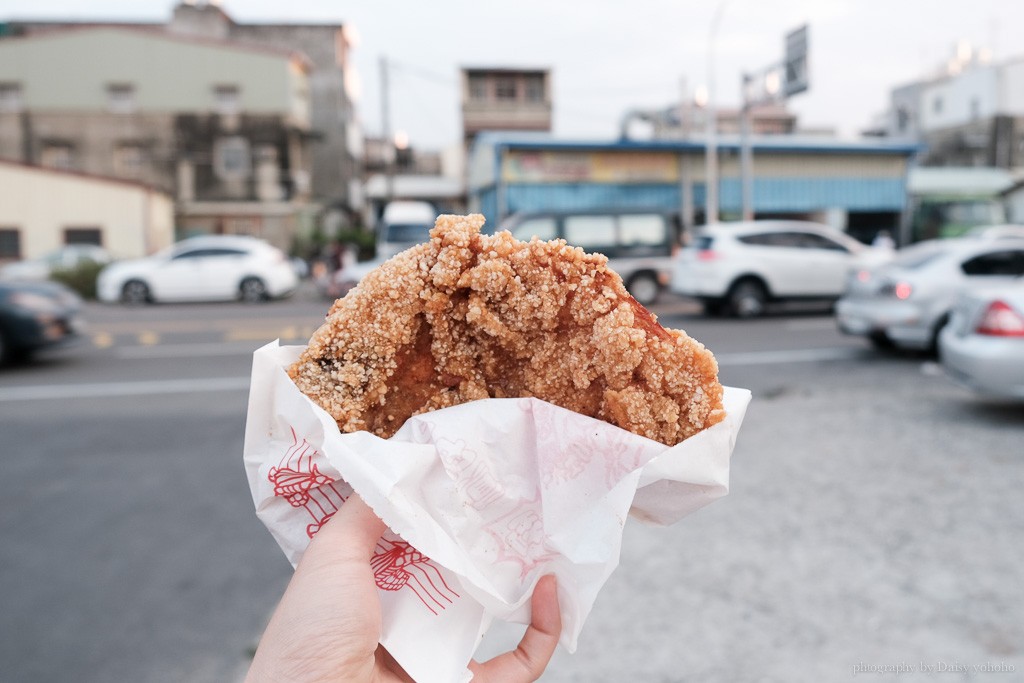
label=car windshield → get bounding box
[385,224,433,243]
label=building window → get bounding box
[214,136,252,179]
[114,143,146,176]
[468,74,488,101]
[0,228,21,261]
[41,143,75,170]
[107,83,136,114]
[524,75,545,103]
[222,216,260,236]
[495,76,517,101]
[64,227,103,246]
[0,82,23,113]
[933,95,943,115]
[214,84,240,115]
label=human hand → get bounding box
[246,494,562,682]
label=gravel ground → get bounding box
[476,356,1024,682]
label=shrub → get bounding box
[50,260,106,300]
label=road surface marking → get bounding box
[716,347,865,366]
[226,328,285,342]
[115,342,263,359]
[783,318,841,331]
[92,332,114,348]
[0,377,250,402]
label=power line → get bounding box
[386,58,458,87]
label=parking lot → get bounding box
[1,292,1021,682]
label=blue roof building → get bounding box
[467,133,922,243]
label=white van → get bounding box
[377,201,437,259]
[499,209,681,305]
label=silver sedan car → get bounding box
[836,238,1024,351]
[939,282,1024,399]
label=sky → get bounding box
[3,1,1022,151]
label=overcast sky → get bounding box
[4,1,1022,150]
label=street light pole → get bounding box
[740,74,754,221]
[704,0,731,225]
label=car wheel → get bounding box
[626,272,661,306]
[928,314,950,356]
[727,279,768,318]
[701,299,726,317]
[0,329,31,366]
[240,277,268,303]
[868,331,895,351]
[121,280,151,305]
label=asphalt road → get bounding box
[1,289,1021,682]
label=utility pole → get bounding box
[679,77,694,232]
[704,0,731,225]
[379,55,393,202]
[738,25,809,223]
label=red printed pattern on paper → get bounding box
[269,427,459,615]
[268,428,347,538]
[371,538,460,615]
[485,495,556,579]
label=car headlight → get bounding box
[9,291,62,315]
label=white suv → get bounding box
[670,220,886,317]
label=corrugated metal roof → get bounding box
[473,131,922,155]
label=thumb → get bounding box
[304,493,388,566]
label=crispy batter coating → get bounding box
[288,214,725,446]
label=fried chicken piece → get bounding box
[288,214,725,446]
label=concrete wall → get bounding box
[0,28,306,120]
[0,162,174,259]
[998,59,1024,115]
[3,17,359,212]
[919,65,998,132]
[230,23,358,205]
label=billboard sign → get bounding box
[784,24,809,97]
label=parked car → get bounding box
[0,280,84,364]
[97,235,298,304]
[0,245,114,282]
[670,220,887,317]
[939,282,1024,399]
[836,238,1024,351]
[964,224,1024,241]
[500,209,681,305]
[377,200,437,260]
[316,257,381,299]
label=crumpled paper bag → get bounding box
[244,341,750,683]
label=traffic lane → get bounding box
[661,310,861,355]
[0,389,290,683]
[0,342,260,390]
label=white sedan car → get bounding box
[939,283,1024,399]
[98,235,298,304]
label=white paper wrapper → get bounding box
[243,341,750,683]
